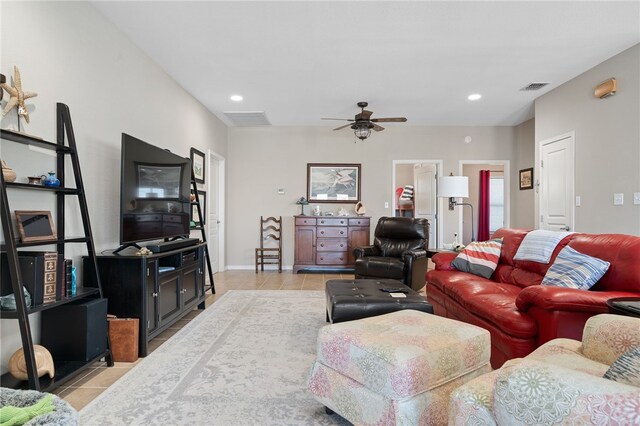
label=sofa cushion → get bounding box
[451,238,503,279]
[603,346,640,387]
[542,246,610,290]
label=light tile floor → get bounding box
[54,271,356,410]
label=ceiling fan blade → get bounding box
[333,123,353,131]
[371,117,407,123]
[354,110,373,121]
[321,118,354,121]
[372,123,385,132]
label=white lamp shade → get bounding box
[438,176,469,198]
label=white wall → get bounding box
[535,43,640,234]
[227,125,518,268]
[0,2,228,373]
[461,163,504,244]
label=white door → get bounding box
[539,133,574,231]
[414,163,437,248]
[208,158,220,273]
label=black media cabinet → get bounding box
[84,243,207,357]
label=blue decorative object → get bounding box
[70,266,77,296]
[42,171,60,187]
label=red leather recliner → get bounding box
[426,228,640,368]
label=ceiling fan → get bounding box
[322,101,407,141]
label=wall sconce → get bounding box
[438,174,475,242]
[594,78,617,99]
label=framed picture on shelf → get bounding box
[190,148,205,184]
[191,190,206,226]
[14,210,57,242]
[307,163,361,203]
[519,167,534,190]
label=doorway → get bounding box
[538,132,575,231]
[207,151,225,273]
[392,160,442,249]
[459,160,510,244]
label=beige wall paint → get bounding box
[0,2,228,373]
[535,43,640,234]
[395,164,414,190]
[511,119,536,228]
[228,126,517,267]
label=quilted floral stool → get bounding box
[307,310,491,425]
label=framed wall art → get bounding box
[190,148,205,184]
[14,210,57,242]
[191,190,206,226]
[519,167,534,190]
[307,163,361,203]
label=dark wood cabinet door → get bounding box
[348,227,371,264]
[158,270,181,326]
[295,226,316,264]
[181,262,200,310]
[146,261,158,334]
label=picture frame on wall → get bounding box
[307,163,361,203]
[14,210,57,242]
[190,148,205,184]
[191,190,206,226]
[519,167,534,190]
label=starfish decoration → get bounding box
[1,66,38,123]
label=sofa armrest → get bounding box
[581,314,640,365]
[515,285,638,313]
[431,252,458,271]
[402,249,428,291]
[352,245,380,259]
[493,360,640,425]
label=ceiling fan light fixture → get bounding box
[353,124,372,141]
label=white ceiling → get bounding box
[92,1,640,127]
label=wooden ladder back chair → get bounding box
[255,216,283,272]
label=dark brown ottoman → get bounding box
[325,279,433,323]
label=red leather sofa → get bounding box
[426,228,640,368]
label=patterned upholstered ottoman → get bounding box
[307,310,491,425]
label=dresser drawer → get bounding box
[317,252,349,265]
[317,227,347,238]
[317,238,348,252]
[349,218,370,227]
[295,217,316,226]
[317,218,348,226]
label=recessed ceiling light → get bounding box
[468,94,482,101]
[230,95,243,102]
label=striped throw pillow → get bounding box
[604,346,640,387]
[451,238,503,279]
[400,185,414,199]
[541,246,610,290]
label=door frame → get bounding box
[536,131,575,231]
[458,160,511,241]
[207,150,226,272]
[391,159,443,248]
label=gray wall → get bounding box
[535,43,640,234]
[227,125,518,267]
[0,2,228,373]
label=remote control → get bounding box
[380,287,409,293]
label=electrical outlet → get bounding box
[575,196,581,207]
[384,202,389,209]
[634,192,640,205]
[614,193,624,205]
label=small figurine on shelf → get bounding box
[1,160,16,183]
[42,171,60,187]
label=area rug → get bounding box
[80,290,349,425]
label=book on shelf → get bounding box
[42,252,57,304]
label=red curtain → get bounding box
[478,170,491,241]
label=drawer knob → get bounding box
[320,257,324,261]
[340,220,344,224]
[152,292,158,297]
[340,231,344,234]
[321,231,324,234]
[340,257,343,261]
[340,244,344,247]
[320,244,324,247]
[321,220,325,224]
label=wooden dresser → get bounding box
[293,215,370,273]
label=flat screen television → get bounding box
[120,133,191,245]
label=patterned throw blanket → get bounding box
[513,230,573,264]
